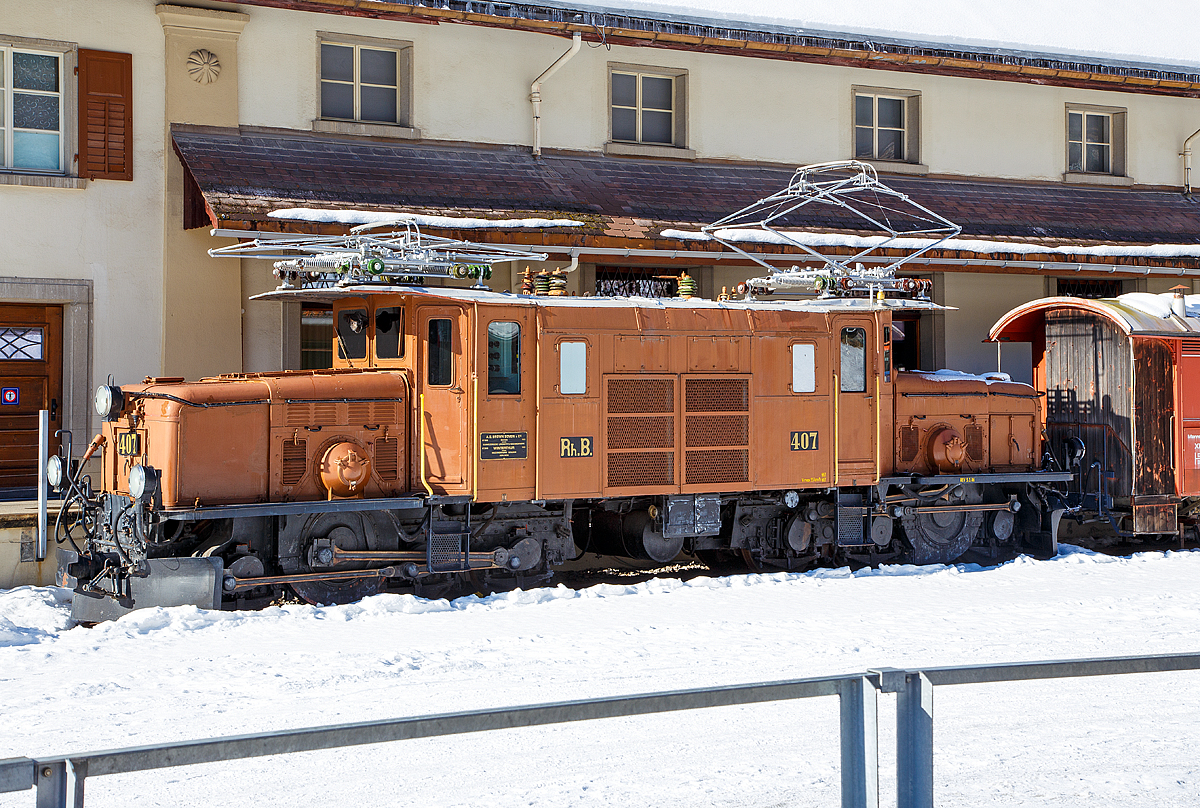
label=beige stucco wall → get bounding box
[230,5,1200,187]
[942,272,1045,382]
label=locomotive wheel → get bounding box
[285,512,386,606]
[901,484,985,565]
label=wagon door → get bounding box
[832,316,877,485]
[417,305,470,492]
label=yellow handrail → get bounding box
[418,393,434,496]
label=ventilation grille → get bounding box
[286,404,311,427]
[281,439,307,486]
[607,378,673,414]
[686,449,748,484]
[375,437,399,480]
[899,426,919,463]
[609,416,674,450]
[313,402,338,423]
[348,401,401,424]
[607,451,674,488]
[1184,339,1200,356]
[686,415,748,447]
[965,424,985,462]
[685,378,749,412]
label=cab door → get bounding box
[833,316,877,485]
[417,305,470,492]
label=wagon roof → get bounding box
[251,284,950,312]
[989,293,1200,342]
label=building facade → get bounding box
[3,0,1200,496]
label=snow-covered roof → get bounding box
[551,0,1200,70]
[269,208,585,230]
[990,292,1200,341]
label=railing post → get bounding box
[838,676,879,808]
[896,672,934,808]
[34,761,65,808]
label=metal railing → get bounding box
[3,651,1199,808]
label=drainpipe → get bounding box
[1184,126,1200,195]
[531,32,581,157]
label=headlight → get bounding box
[94,384,124,420]
[128,464,159,501]
[47,455,64,490]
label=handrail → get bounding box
[6,651,1200,808]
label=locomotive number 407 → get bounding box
[790,431,819,451]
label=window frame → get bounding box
[790,342,817,394]
[486,320,521,396]
[851,85,921,167]
[1065,103,1127,178]
[606,62,688,155]
[0,35,77,179]
[316,32,413,133]
[558,339,588,396]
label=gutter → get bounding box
[530,32,581,157]
[1184,126,1200,195]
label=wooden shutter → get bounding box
[77,49,133,181]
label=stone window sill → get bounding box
[312,119,421,139]
[861,159,929,176]
[604,141,696,160]
[0,173,88,189]
[1063,172,1134,186]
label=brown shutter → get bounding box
[77,49,133,181]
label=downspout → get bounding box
[1183,126,1200,195]
[531,32,582,157]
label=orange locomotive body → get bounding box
[58,286,1063,620]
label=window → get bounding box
[609,65,686,150]
[427,319,452,386]
[2,46,63,172]
[1066,106,1126,176]
[300,306,333,369]
[559,341,587,395]
[319,35,411,127]
[374,306,403,359]
[840,327,866,393]
[487,322,520,395]
[0,327,43,360]
[853,87,919,164]
[595,266,676,298]
[336,308,368,360]
[791,343,816,393]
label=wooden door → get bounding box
[833,316,877,484]
[417,305,470,492]
[0,304,62,491]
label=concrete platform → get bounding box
[0,500,59,589]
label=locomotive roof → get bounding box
[990,292,1200,342]
[251,285,949,312]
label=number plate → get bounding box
[790,431,819,451]
[116,431,141,456]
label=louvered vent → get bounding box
[313,402,338,423]
[373,401,400,423]
[683,378,749,485]
[285,404,311,426]
[281,439,307,486]
[1184,340,1200,356]
[605,377,675,488]
[348,402,371,424]
[899,426,920,463]
[375,438,399,480]
[965,424,985,462]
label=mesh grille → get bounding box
[428,532,468,572]
[685,449,748,484]
[686,415,748,447]
[285,404,310,426]
[607,451,674,488]
[281,439,307,485]
[965,424,985,462]
[375,437,399,480]
[899,426,919,462]
[609,416,674,449]
[685,378,749,412]
[607,378,673,413]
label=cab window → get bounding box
[337,308,368,360]
[375,307,403,359]
[840,327,866,392]
[560,341,587,394]
[427,319,453,385]
[487,322,520,395]
[791,343,816,393]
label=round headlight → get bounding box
[128,464,158,501]
[47,455,64,490]
[94,385,124,420]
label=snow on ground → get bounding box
[576,0,1200,69]
[2,546,1199,806]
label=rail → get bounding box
[3,651,1199,808]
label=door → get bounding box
[0,304,62,491]
[833,316,877,484]
[417,306,469,492]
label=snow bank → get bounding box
[268,208,585,229]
